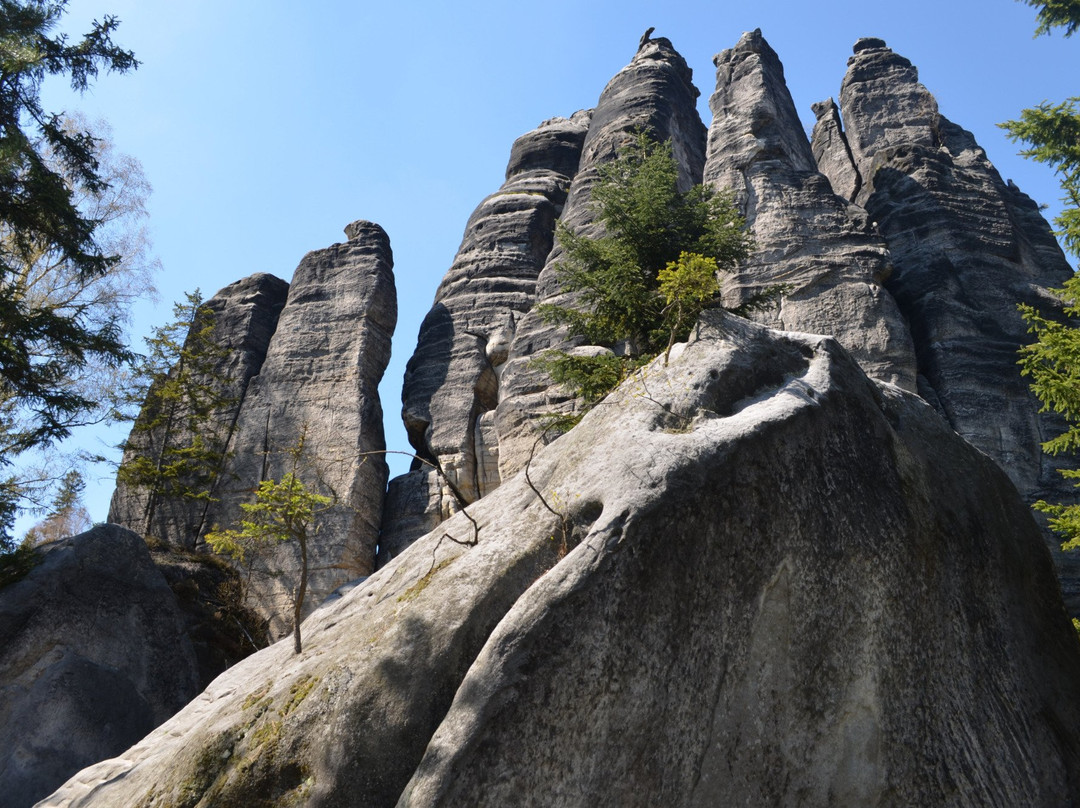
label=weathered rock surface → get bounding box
[383,114,589,560]
[704,29,916,391]
[494,36,709,481]
[1,525,199,808]
[204,221,396,629]
[809,97,860,202]
[109,272,289,547]
[824,38,1080,607]
[44,315,1080,807]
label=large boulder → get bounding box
[42,315,1080,807]
[0,525,199,808]
[704,30,917,391]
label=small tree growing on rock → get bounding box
[537,131,754,408]
[205,437,332,655]
[116,290,233,538]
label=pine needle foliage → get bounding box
[537,132,751,407]
[116,291,233,538]
[205,436,332,655]
[1020,0,1080,37]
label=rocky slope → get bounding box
[42,315,1080,807]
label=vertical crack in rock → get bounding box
[109,273,290,548]
[833,37,1080,608]
[379,113,590,565]
[703,29,917,391]
[810,97,861,202]
[494,36,709,482]
[202,221,396,631]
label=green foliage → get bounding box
[1020,276,1080,548]
[116,290,233,537]
[532,352,647,406]
[1010,1,1080,551]
[205,473,332,563]
[1020,0,1080,37]
[539,131,751,406]
[0,1,138,454]
[205,442,332,655]
[21,467,90,545]
[1002,97,1080,256]
[658,251,721,361]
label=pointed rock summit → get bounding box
[201,221,396,628]
[703,29,916,391]
[493,35,708,482]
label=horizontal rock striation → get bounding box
[44,314,1080,808]
[203,221,396,629]
[108,272,289,547]
[382,113,590,561]
[494,36,709,481]
[2,526,199,808]
[704,29,916,391]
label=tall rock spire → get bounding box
[829,37,1080,609]
[379,112,590,563]
[203,221,396,630]
[832,37,1073,496]
[703,29,917,391]
[493,36,708,481]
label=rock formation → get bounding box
[704,30,917,391]
[204,221,396,627]
[108,272,289,547]
[1,526,200,808]
[381,113,590,562]
[814,37,1080,606]
[43,315,1080,807]
[493,36,709,483]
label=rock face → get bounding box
[205,221,396,627]
[1,525,199,808]
[43,315,1080,808]
[818,37,1080,608]
[704,29,917,391]
[823,37,1073,498]
[109,272,289,547]
[382,113,589,561]
[493,36,709,482]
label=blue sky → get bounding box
[31,0,1077,527]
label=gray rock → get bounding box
[203,221,396,632]
[1,525,199,808]
[703,30,917,392]
[109,272,289,547]
[389,113,589,559]
[825,38,1080,607]
[41,315,1080,807]
[494,36,709,481]
[810,97,860,201]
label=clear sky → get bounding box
[28,0,1078,528]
